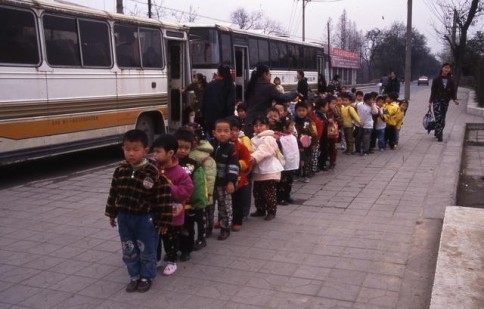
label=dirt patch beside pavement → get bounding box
[456,123,484,208]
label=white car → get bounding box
[418,76,429,86]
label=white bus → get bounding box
[188,24,327,101]
[0,0,191,165]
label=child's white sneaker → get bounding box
[163,263,177,276]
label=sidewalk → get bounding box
[0,87,482,309]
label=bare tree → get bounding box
[434,0,483,87]
[186,5,198,23]
[335,9,348,49]
[170,4,198,23]
[126,3,144,17]
[333,10,363,52]
[257,19,287,36]
[126,0,166,20]
[230,8,262,30]
[361,28,383,80]
[150,0,166,20]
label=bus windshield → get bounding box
[189,28,220,67]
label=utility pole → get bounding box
[327,20,331,79]
[302,0,309,42]
[116,0,123,14]
[148,0,152,18]
[404,0,412,100]
[301,0,341,42]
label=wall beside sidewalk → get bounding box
[430,90,484,309]
[466,90,484,116]
[430,206,484,309]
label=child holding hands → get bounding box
[153,134,193,276]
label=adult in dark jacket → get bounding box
[297,70,309,101]
[327,75,341,94]
[384,71,400,95]
[244,64,293,137]
[317,74,327,94]
[202,65,236,135]
[244,64,294,137]
[428,63,459,142]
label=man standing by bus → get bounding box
[297,70,309,101]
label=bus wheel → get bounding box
[136,114,155,147]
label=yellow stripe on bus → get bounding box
[0,108,167,140]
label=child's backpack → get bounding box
[279,134,300,171]
[328,121,339,140]
[275,139,286,167]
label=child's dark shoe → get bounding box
[136,278,151,293]
[193,239,207,251]
[180,252,191,262]
[250,210,266,217]
[217,228,230,240]
[126,279,139,293]
[264,213,276,221]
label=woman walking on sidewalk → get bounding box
[428,63,460,142]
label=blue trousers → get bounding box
[117,212,158,280]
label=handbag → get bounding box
[422,107,436,134]
[328,121,339,140]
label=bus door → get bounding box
[234,46,248,101]
[166,40,185,131]
[317,55,325,84]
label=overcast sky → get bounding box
[70,0,483,55]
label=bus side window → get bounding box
[0,7,40,65]
[43,14,81,67]
[114,24,141,68]
[140,28,162,69]
[79,19,111,67]
[46,39,80,66]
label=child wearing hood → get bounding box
[188,125,216,245]
[152,134,193,276]
[249,115,284,221]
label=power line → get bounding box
[126,0,233,24]
[125,0,323,43]
[291,2,302,37]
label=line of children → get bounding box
[108,89,410,293]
